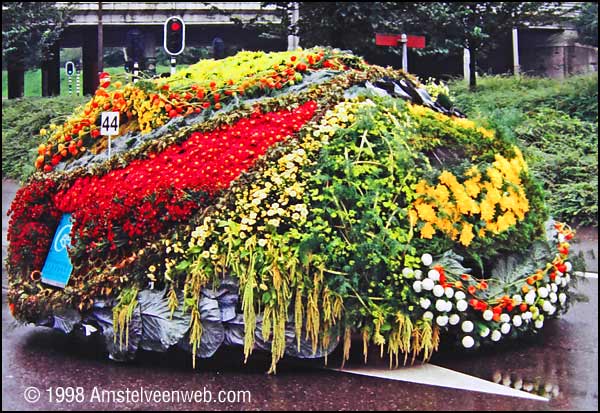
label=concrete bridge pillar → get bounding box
[82,30,99,95]
[41,42,61,96]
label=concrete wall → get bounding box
[519,28,598,78]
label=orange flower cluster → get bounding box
[35,49,349,172]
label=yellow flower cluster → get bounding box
[311,99,368,139]
[126,87,165,134]
[164,50,302,89]
[406,103,495,140]
[410,147,530,246]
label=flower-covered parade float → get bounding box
[7,48,580,373]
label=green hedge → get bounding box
[515,108,598,227]
[450,73,598,124]
[2,96,87,182]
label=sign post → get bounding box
[400,34,408,72]
[375,33,426,73]
[100,111,120,159]
[512,27,520,77]
[75,61,81,96]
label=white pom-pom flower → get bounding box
[550,283,558,293]
[433,285,445,298]
[512,315,523,327]
[565,262,572,272]
[538,287,549,298]
[549,292,557,303]
[436,315,448,327]
[421,253,433,266]
[449,314,460,325]
[456,299,468,312]
[435,299,447,312]
[414,269,423,280]
[534,318,544,329]
[420,297,431,309]
[422,278,434,291]
[501,323,511,334]
[512,294,522,305]
[428,269,440,281]
[500,313,510,323]
[412,280,423,293]
[462,336,475,349]
[525,290,537,305]
[542,301,553,313]
[444,301,453,312]
[455,291,466,301]
[444,287,454,299]
[461,320,474,333]
[558,293,567,304]
[423,311,434,320]
[480,327,490,338]
[402,267,413,277]
[491,330,502,341]
[483,310,494,321]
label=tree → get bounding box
[574,2,598,47]
[230,2,433,64]
[296,3,435,62]
[419,2,571,90]
[228,2,572,90]
[2,2,72,97]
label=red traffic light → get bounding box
[164,17,185,55]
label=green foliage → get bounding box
[2,96,87,181]
[450,73,598,123]
[515,108,598,227]
[574,2,598,47]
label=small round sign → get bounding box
[65,61,75,76]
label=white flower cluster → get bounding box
[412,253,473,342]
[411,251,574,350]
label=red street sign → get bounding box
[375,33,400,46]
[407,35,426,49]
[375,33,426,48]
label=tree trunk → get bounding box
[469,48,477,91]
[7,55,25,99]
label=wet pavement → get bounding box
[2,179,598,411]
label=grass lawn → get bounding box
[2,65,188,97]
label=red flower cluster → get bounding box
[7,179,61,270]
[52,101,318,254]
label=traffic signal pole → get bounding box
[170,57,177,75]
[164,17,185,76]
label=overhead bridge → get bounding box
[13,2,283,97]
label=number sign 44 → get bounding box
[100,112,120,136]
